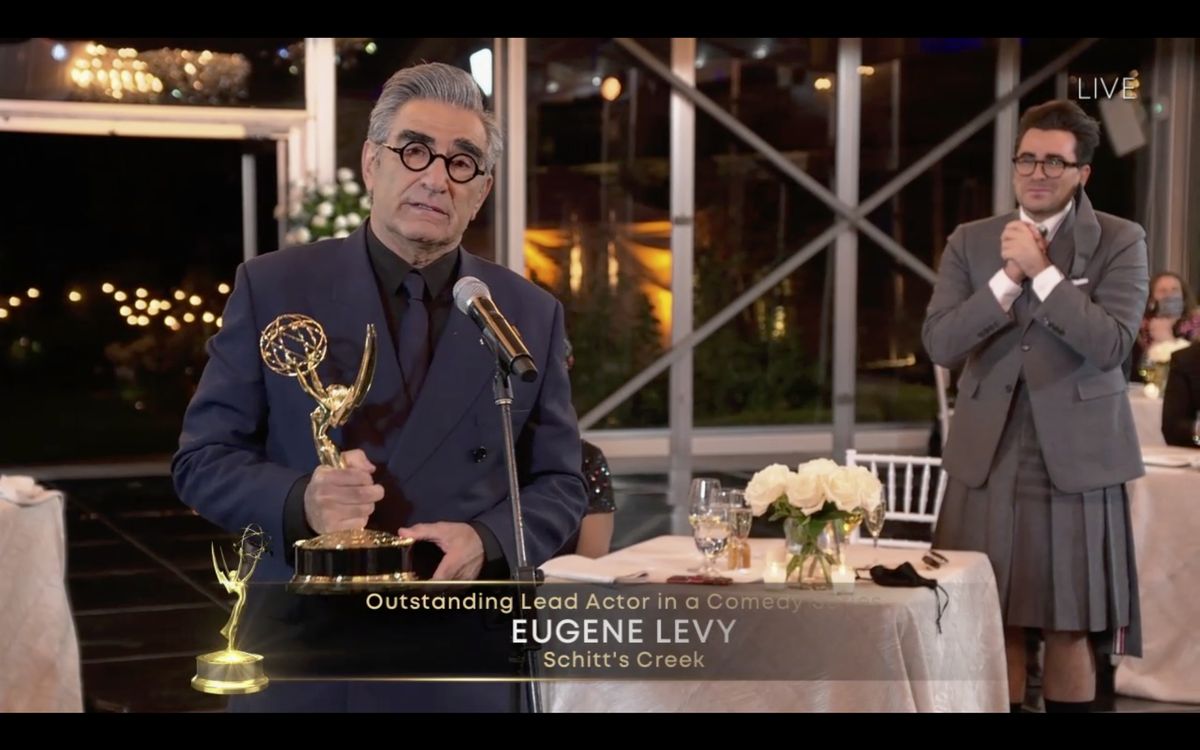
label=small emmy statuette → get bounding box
[192,526,270,695]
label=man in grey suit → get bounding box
[923,100,1148,713]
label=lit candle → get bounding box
[763,561,787,588]
[832,564,855,595]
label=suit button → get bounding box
[471,447,488,463]
[1005,384,1013,393]
[1021,344,1031,352]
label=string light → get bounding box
[69,43,247,105]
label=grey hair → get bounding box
[366,62,503,172]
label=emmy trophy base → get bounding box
[192,650,269,695]
[289,529,417,594]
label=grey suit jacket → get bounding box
[922,189,1149,493]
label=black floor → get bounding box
[55,477,234,712]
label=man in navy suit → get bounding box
[172,62,588,711]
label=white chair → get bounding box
[934,364,953,444]
[845,449,948,549]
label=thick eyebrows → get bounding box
[452,137,484,161]
[395,129,484,161]
[396,129,434,145]
[1015,150,1070,161]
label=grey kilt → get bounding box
[934,381,1142,656]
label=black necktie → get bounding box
[399,271,430,402]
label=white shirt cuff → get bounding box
[1032,265,1065,301]
[989,268,1023,313]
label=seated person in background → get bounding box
[558,338,616,558]
[1131,272,1200,380]
[575,441,616,557]
[1162,342,1200,448]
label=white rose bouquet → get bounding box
[745,458,883,584]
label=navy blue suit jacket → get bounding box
[174,227,586,580]
[171,228,587,711]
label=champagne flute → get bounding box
[864,498,887,549]
[721,489,753,571]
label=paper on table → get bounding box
[540,555,649,583]
[1143,453,1200,469]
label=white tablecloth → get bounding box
[1114,447,1200,704]
[1129,386,1166,449]
[542,536,1007,712]
[0,478,83,712]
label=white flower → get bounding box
[346,212,362,227]
[847,465,883,512]
[798,457,840,497]
[294,227,311,243]
[359,196,372,211]
[311,215,328,229]
[825,467,862,512]
[317,202,335,218]
[1147,338,1190,364]
[798,458,840,476]
[745,463,793,517]
[318,184,336,198]
[288,201,303,218]
[336,167,355,183]
[343,181,361,196]
[785,471,824,516]
[333,229,350,239]
[333,215,348,230]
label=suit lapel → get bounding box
[316,227,406,451]
[1047,208,1077,278]
[1069,189,1102,280]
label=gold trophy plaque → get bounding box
[259,314,414,591]
[192,526,269,695]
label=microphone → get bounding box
[453,276,538,382]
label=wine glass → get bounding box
[691,504,731,576]
[688,478,722,518]
[687,478,722,571]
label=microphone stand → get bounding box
[492,365,544,714]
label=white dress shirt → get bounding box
[989,199,1073,313]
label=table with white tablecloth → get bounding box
[1129,385,1166,449]
[0,477,83,712]
[1114,446,1200,704]
[542,536,1007,713]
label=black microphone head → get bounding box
[453,276,490,315]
